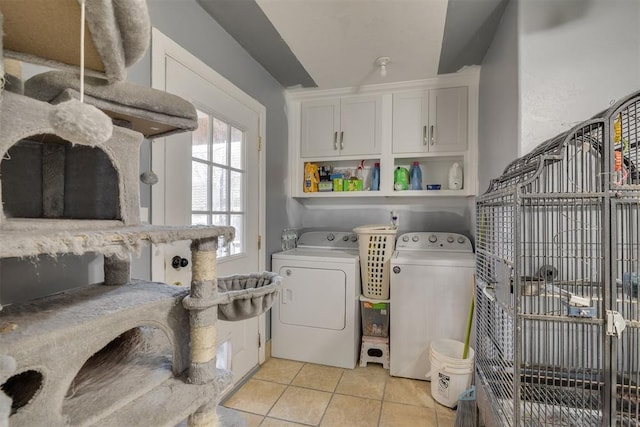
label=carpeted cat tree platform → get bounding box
[0,1,280,426]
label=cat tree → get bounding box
[0,1,280,426]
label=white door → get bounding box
[151,29,266,390]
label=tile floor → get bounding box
[222,358,458,427]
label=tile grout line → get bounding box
[376,368,390,427]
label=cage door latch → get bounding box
[606,310,626,338]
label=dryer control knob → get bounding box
[412,235,419,242]
[428,235,438,243]
[393,266,401,274]
[351,235,358,242]
[327,233,335,241]
[457,236,466,244]
[342,235,349,241]
[447,236,455,243]
[402,236,409,242]
[285,269,292,276]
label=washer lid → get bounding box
[391,251,475,267]
[272,248,359,263]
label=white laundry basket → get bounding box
[353,224,398,300]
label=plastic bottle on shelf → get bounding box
[409,161,422,190]
[371,162,380,191]
[394,167,409,191]
[448,162,463,190]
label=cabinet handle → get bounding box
[333,131,338,150]
[423,125,427,145]
[340,131,344,150]
[430,125,435,145]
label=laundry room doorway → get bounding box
[150,28,267,391]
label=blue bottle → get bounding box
[371,162,380,191]
[409,161,422,190]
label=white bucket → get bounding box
[426,339,474,408]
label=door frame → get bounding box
[150,28,267,363]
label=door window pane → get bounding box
[191,161,209,211]
[192,111,209,161]
[191,214,209,225]
[212,118,229,166]
[230,126,243,169]
[230,214,244,255]
[211,166,228,211]
[230,171,243,212]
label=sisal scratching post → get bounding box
[183,237,218,384]
[103,254,131,286]
[183,237,219,426]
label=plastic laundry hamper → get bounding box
[353,224,398,300]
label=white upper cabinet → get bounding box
[301,94,382,158]
[392,86,468,154]
[300,99,340,158]
[392,91,429,154]
[428,87,468,152]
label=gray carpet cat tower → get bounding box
[0,2,281,426]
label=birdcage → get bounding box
[476,90,640,426]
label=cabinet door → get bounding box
[301,99,340,158]
[392,91,429,154]
[428,87,468,153]
[339,95,382,156]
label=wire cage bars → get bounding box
[476,90,640,426]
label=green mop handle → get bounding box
[462,275,476,360]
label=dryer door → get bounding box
[278,266,346,330]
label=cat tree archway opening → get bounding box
[1,370,44,416]
[0,134,120,223]
[62,325,175,426]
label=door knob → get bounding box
[171,256,189,269]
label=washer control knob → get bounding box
[327,233,335,241]
[285,269,292,276]
[402,236,409,242]
[428,234,438,243]
[351,235,358,242]
[342,235,350,241]
[393,266,401,274]
[412,235,419,242]
[447,236,455,243]
[457,236,466,244]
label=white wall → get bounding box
[478,0,520,194]
[519,0,640,154]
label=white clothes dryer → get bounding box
[271,231,361,369]
[390,232,475,380]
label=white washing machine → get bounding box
[271,231,361,369]
[390,232,475,380]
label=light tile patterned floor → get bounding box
[223,358,458,427]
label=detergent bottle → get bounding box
[409,161,422,190]
[394,167,409,191]
[448,162,463,190]
[303,162,319,192]
[371,162,380,191]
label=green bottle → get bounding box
[394,167,409,191]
